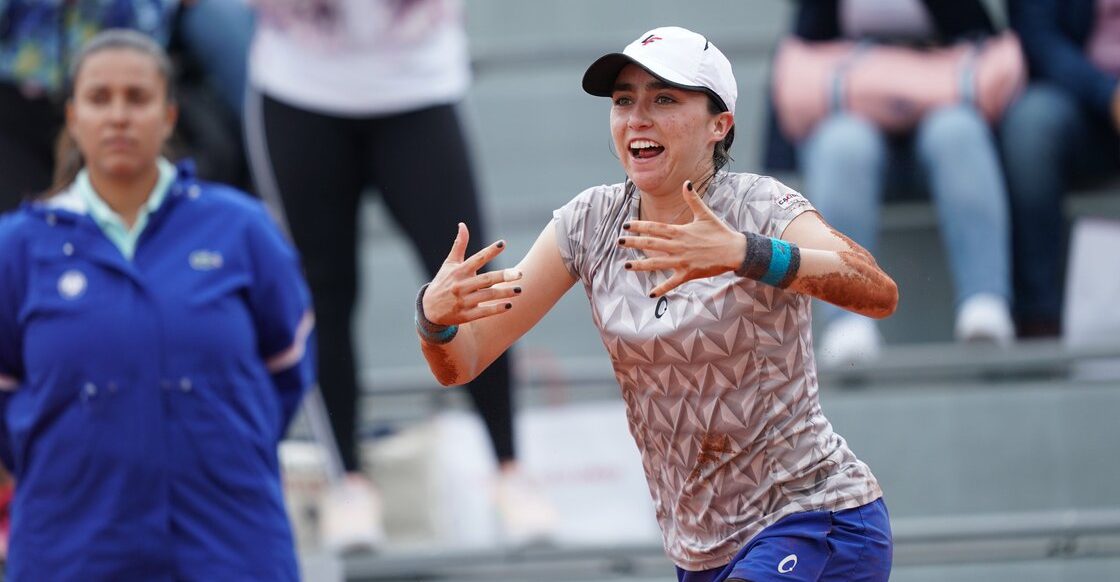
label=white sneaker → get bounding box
[955,293,1014,346]
[319,473,386,554]
[493,467,558,546]
[818,316,883,368]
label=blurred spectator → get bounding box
[245,0,555,551]
[169,0,254,190]
[176,0,252,120]
[0,0,179,211]
[999,0,1120,338]
[768,0,1017,366]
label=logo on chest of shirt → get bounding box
[654,296,669,318]
[778,553,798,573]
[57,269,87,300]
[189,250,224,271]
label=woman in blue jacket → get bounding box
[0,29,314,581]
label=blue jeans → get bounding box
[177,0,255,120]
[799,107,1011,327]
[998,83,1120,332]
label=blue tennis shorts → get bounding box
[676,497,892,582]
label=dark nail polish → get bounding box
[505,303,512,309]
[618,238,625,246]
[622,223,631,230]
[496,241,505,249]
[649,292,657,298]
[514,287,522,294]
[686,180,693,192]
[624,262,632,270]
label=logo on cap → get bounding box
[641,34,662,46]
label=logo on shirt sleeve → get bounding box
[775,187,808,211]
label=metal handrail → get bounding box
[892,507,1120,542]
[339,507,1120,580]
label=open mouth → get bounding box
[629,139,664,159]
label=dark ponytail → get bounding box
[691,95,734,194]
[44,131,85,198]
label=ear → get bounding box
[711,111,734,143]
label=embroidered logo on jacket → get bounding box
[58,270,87,300]
[189,250,224,271]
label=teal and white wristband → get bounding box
[415,283,459,344]
[735,231,801,288]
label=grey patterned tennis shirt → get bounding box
[552,172,883,571]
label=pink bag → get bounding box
[771,32,1027,142]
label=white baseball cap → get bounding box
[582,26,738,117]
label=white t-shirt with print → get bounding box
[552,172,883,571]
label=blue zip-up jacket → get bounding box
[0,163,315,581]
[1009,0,1116,119]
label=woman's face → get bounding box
[67,48,177,182]
[609,64,732,196]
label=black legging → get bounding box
[248,92,515,471]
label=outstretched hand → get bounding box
[423,223,523,325]
[618,181,745,298]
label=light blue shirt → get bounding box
[74,158,176,260]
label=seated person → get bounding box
[999,0,1120,338]
[766,0,1016,366]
